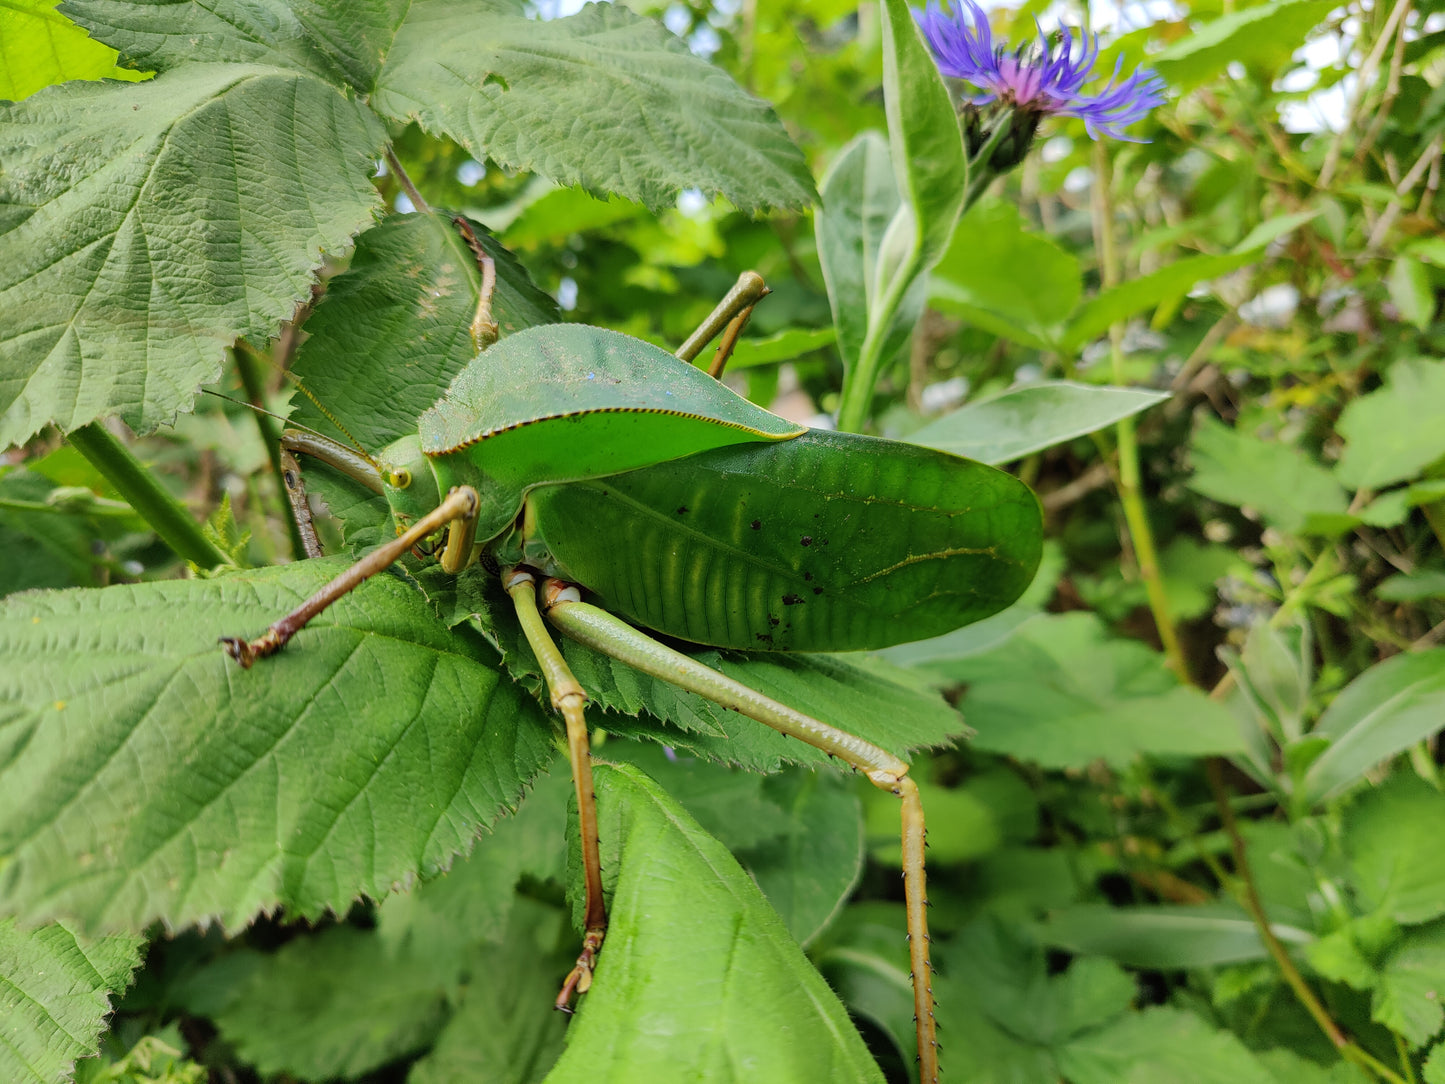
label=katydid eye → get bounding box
[388,468,412,489]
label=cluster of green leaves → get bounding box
[3,0,1445,1081]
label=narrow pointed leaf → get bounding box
[548,763,884,1083]
[0,560,555,933]
[909,382,1171,466]
[0,918,144,1084]
[0,64,385,448]
[372,0,814,213]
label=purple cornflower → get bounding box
[915,0,1166,142]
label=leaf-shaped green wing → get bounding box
[549,763,884,1083]
[372,0,814,213]
[0,64,384,449]
[0,559,555,933]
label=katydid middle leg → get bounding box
[221,485,481,667]
[502,568,608,1011]
[538,579,940,1084]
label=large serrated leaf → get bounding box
[0,64,385,448]
[59,0,431,90]
[0,918,144,1084]
[548,763,884,1083]
[0,559,555,933]
[0,0,149,101]
[372,0,814,213]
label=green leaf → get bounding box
[1336,358,1445,489]
[501,186,648,250]
[1188,416,1350,534]
[879,0,967,280]
[1060,211,1318,353]
[406,897,572,1084]
[207,924,451,1079]
[1378,569,1445,602]
[1302,650,1445,805]
[0,0,149,101]
[939,613,1245,769]
[1057,1006,1286,1084]
[547,763,885,1083]
[929,917,1138,1080]
[1389,256,1436,330]
[812,903,920,1068]
[1373,920,1445,1048]
[726,327,837,370]
[0,559,555,932]
[290,212,558,454]
[1150,0,1338,91]
[1040,904,1313,969]
[371,1,814,213]
[816,131,922,374]
[60,0,422,91]
[0,467,111,596]
[0,65,385,448]
[1427,1041,1445,1084]
[929,199,1082,344]
[908,382,1170,465]
[740,769,864,946]
[1341,774,1445,926]
[0,919,143,1084]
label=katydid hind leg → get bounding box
[540,581,940,1083]
[502,569,609,1011]
[219,486,480,667]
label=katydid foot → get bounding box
[555,927,607,1012]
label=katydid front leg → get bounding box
[502,568,608,1011]
[221,486,480,667]
[539,579,940,1084]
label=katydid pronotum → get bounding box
[222,232,1042,1084]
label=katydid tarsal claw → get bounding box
[222,233,1042,1084]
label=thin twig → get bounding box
[1319,0,1414,188]
[1364,135,1443,252]
[384,145,432,215]
[1351,0,1413,172]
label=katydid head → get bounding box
[376,434,440,532]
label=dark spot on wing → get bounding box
[782,594,803,605]
[750,519,761,530]
[756,632,773,644]
[768,614,780,627]
[800,536,812,546]
[676,506,688,515]
[812,586,823,595]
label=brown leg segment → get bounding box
[503,570,608,1011]
[540,583,938,1082]
[220,486,480,668]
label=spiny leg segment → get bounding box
[539,578,939,1083]
[220,485,480,668]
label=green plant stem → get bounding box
[384,145,431,215]
[834,125,1006,433]
[68,423,230,570]
[234,342,308,562]
[1206,759,1407,1084]
[1091,141,1189,681]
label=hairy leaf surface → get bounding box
[549,763,884,1083]
[372,0,814,213]
[0,64,384,447]
[0,919,143,1084]
[0,559,554,932]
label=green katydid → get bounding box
[223,243,1042,1084]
